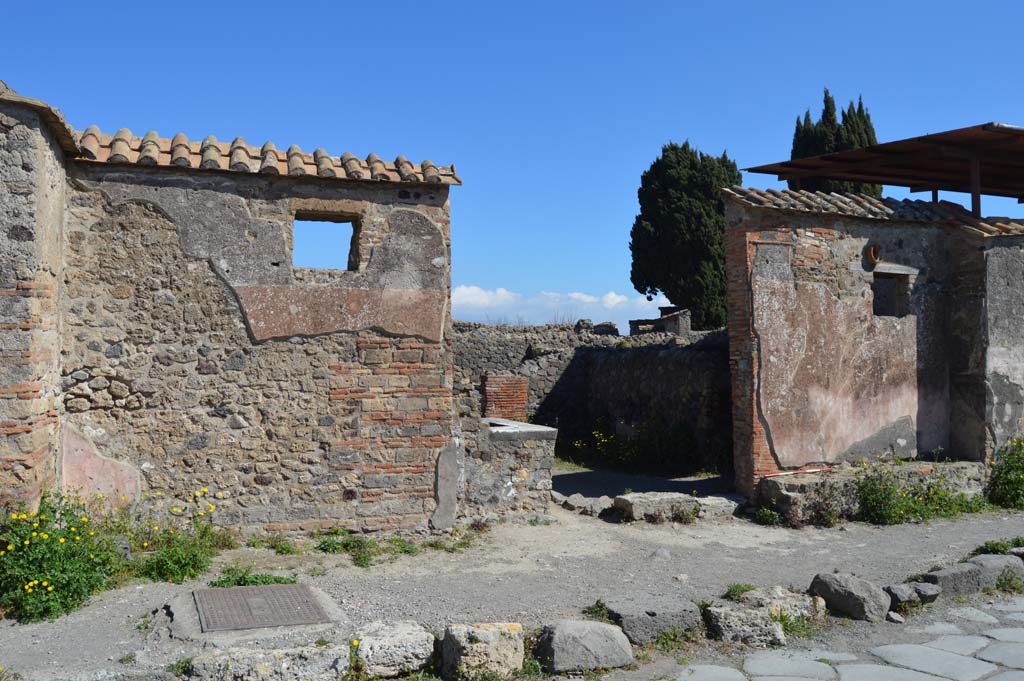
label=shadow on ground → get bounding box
[553,469,729,498]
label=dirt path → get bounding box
[3,504,1024,679]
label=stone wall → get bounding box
[725,205,954,495]
[57,166,452,534]
[452,322,732,475]
[0,101,65,508]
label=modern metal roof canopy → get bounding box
[747,123,1024,217]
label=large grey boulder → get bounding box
[355,620,435,678]
[922,563,983,596]
[809,573,890,622]
[703,603,785,647]
[612,492,699,523]
[597,593,701,644]
[535,620,633,672]
[442,623,525,679]
[967,554,1024,590]
[884,583,920,610]
[189,645,350,680]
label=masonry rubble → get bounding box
[0,82,553,533]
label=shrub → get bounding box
[138,529,215,584]
[209,567,297,588]
[248,534,300,556]
[997,568,1024,594]
[769,610,816,637]
[972,537,1024,556]
[856,466,987,525]
[723,583,756,601]
[0,495,122,622]
[754,506,782,526]
[988,438,1024,509]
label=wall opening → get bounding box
[292,216,358,270]
[872,272,911,317]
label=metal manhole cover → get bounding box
[193,584,331,632]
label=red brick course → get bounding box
[482,374,529,422]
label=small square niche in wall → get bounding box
[292,219,355,270]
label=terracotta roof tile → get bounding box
[723,187,1024,238]
[72,127,460,185]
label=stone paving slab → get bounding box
[676,666,746,681]
[870,643,998,681]
[978,642,1024,669]
[949,607,1001,624]
[987,628,1024,643]
[923,635,992,655]
[836,664,947,681]
[743,652,837,678]
[990,672,1024,681]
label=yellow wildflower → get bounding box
[58,538,65,544]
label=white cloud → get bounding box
[451,285,521,308]
[452,285,672,332]
[600,291,628,308]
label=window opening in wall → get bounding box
[872,272,911,317]
[291,217,357,270]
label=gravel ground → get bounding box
[2,491,1024,679]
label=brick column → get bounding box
[482,373,529,422]
[0,102,64,508]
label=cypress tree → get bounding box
[629,142,742,330]
[788,89,881,197]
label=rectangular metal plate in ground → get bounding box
[193,584,331,633]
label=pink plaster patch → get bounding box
[61,427,142,501]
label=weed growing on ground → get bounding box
[247,534,300,556]
[118,653,136,665]
[582,601,613,623]
[971,537,1024,556]
[988,438,1024,509]
[769,610,816,638]
[753,506,782,526]
[653,628,695,653]
[0,665,22,681]
[856,466,987,525]
[166,658,192,677]
[996,568,1024,594]
[671,505,698,524]
[723,583,756,601]
[209,566,297,588]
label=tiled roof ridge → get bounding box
[74,126,461,186]
[723,186,1024,238]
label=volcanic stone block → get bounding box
[612,492,700,523]
[597,593,701,644]
[442,623,525,679]
[535,620,633,673]
[922,563,984,597]
[355,620,435,678]
[967,554,1024,590]
[809,573,890,622]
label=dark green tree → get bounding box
[629,142,742,329]
[789,89,881,197]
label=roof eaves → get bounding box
[0,82,80,156]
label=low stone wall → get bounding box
[453,322,732,475]
[758,461,987,525]
[462,418,555,519]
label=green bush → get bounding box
[0,495,121,622]
[972,537,1024,556]
[248,534,300,555]
[138,529,215,584]
[988,438,1024,509]
[723,583,756,601]
[754,506,782,526]
[857,466,987,525]
[209,567,297,588]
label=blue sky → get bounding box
[5,1,1023,330]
